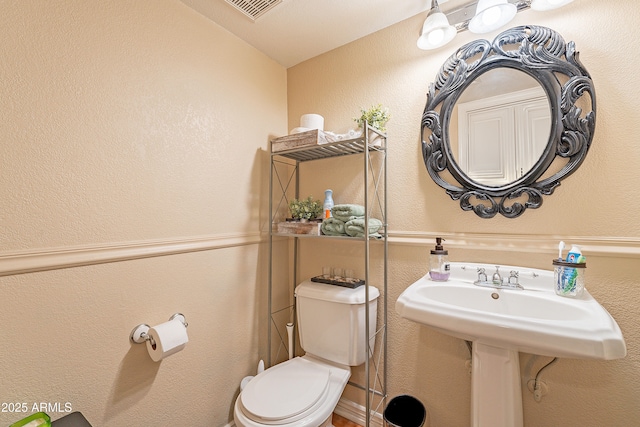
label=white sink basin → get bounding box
[396,262,626,427]
[396,262,626,359]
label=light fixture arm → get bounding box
[446,0,531,33]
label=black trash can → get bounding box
[384,395,426,427]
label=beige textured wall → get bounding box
[288,0,640,426]
[0,1,286,426]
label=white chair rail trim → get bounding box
[1,231,637,277]
[389,231,640,258]
[0,232,263,277]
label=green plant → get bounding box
[354,104,390,132]
[289,196,323,220]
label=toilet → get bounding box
[234,279,380,427]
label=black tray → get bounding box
[310,275,365,289]
[52,412,93,427]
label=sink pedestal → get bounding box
[471,343,522,427]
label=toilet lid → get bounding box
[241,358,331,421]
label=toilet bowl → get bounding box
[234,355,350,427]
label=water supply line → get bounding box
[533,357,558,401]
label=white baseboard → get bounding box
[334,398,383,427]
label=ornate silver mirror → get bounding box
[421,26,595,218]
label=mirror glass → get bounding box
[450,68,551,187]
[421,26,596,218]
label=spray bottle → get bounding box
[323,189,334,219]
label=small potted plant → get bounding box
[277,196,323,235]
[288,196,323,222]
[354,104,390,146]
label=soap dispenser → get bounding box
[429,237,450,281]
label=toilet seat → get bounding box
[240,357,331,424]
[235,356,350,427]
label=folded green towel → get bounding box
[345,217,383,238]
[333,214,360,223]
[332,204,366,222]
[321,218,347,236]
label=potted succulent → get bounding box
[354,104,390,146]
[288,196,323,222]
[277,196,323,235]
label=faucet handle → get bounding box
[508,270,519,285]
[477,267,487,282]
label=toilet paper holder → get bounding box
[130,313,188,345]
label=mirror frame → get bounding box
[421,26,595,218]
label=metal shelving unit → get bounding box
[267,123,387,427]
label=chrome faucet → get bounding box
[474,265,524,290]
[492,266,502,286]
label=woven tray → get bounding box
[310,275,365,289]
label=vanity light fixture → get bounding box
[417,0,575,50]
[468,0,517,33]
[417,0,457,50]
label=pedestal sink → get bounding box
[396,262,626,427]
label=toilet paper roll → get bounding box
[300,114,324,131]
[146,319,189,362]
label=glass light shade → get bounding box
[531,0,574,11]
[417,10,457,50]
[468,0,517,34]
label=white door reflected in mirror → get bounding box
[452,69,551,186]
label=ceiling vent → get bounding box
[224,0,283,21]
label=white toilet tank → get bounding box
[295,280,380,366]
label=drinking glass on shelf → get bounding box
[322,266,331,279]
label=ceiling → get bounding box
[180,0,468,68]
